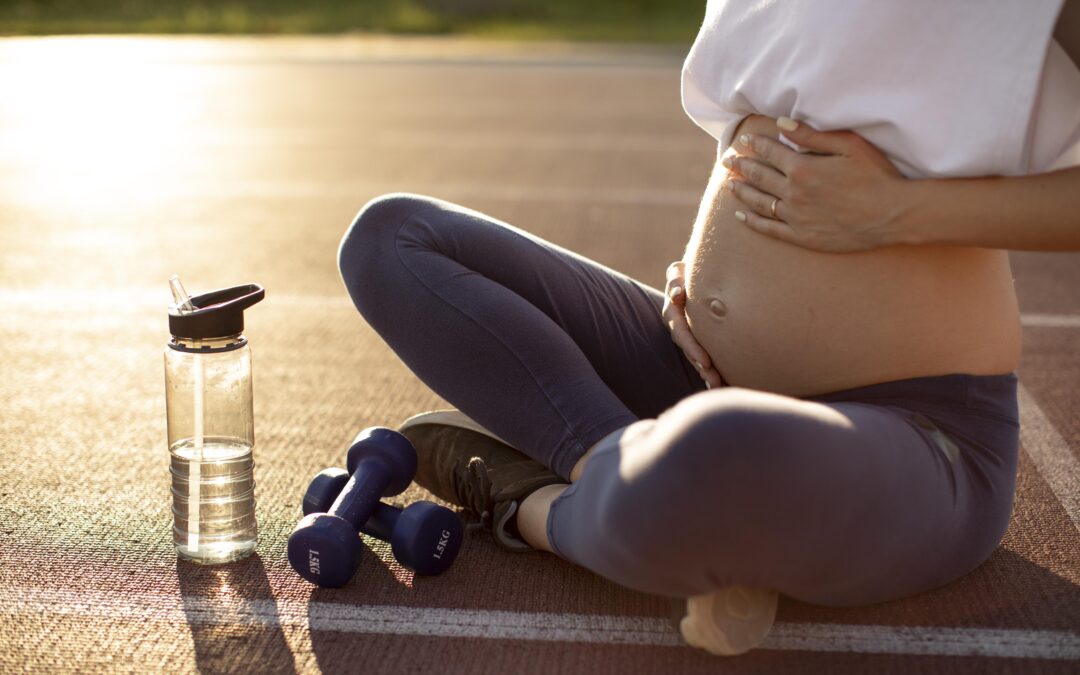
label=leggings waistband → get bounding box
[804,371,1019,424]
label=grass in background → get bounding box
[0,0,705,43]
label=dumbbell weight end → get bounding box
[378,501,464,576]
[287,513,363,588]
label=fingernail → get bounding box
[734,211,747,222]
[670,285,683,297]
[738,133,751,147]
[694,361,703,370]
[777,116,799,132]
[721,155,734,169]
[705,380,713,389]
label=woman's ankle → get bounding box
[515,483,569,552]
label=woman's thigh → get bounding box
[338,193,706,473]
[548,385,1016,606]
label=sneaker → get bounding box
[398,409,566,552]
[678,586,778,656]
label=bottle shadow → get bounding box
[176,554,298,675]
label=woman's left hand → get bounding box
[724,118,910,253]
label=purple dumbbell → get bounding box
[287,427,416,587]
[302,467,462,576]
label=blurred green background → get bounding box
[0,0,705,42]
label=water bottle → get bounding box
[164,276,265,564]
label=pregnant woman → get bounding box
[337,0,1080,656]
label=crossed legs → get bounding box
[339,193,1013,606]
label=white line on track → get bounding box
[2,588,1078,660]
[1019,383,1080,536]
[1020,314,1080,328]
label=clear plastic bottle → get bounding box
[164,276,265,564]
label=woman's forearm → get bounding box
[894,166,1080,251]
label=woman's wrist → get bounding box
[887,178,933,247]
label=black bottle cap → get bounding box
[168,283,265,340]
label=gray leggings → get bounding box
[338,193,1020,606]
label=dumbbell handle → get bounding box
[301,467,399,540]
[328,456,393,531]
[360,502,399,542]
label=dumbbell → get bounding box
[287,426,417,587]
[303,467,462,576]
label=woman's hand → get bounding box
[663,261,723,389]
[724,117,910,253]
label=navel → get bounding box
[709,298,727,318]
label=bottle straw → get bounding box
[190,359,203,554]
[169,275,194,314]
[169,275,201,554]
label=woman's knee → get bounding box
[337,193,438,281]
[618,388,825,490]
[336,192,443,310]
[565,393,775,593]
[594,390,833,561]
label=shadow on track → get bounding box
[177,554,298,675]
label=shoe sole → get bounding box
[399,409,511,446]
[679,586,778,656]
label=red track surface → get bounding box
[0,37,1077,673]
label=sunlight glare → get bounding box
[1,38,215,212]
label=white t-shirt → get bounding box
[681,0,1080,178]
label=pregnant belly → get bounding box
[682,117,1022,397]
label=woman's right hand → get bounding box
[663,261,724,389]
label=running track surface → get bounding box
[0,36,1077,674]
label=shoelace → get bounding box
[451,456,495,531]
[454,457,536,552]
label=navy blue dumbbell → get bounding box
[287,427,419,587]
[303,468,462,576]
